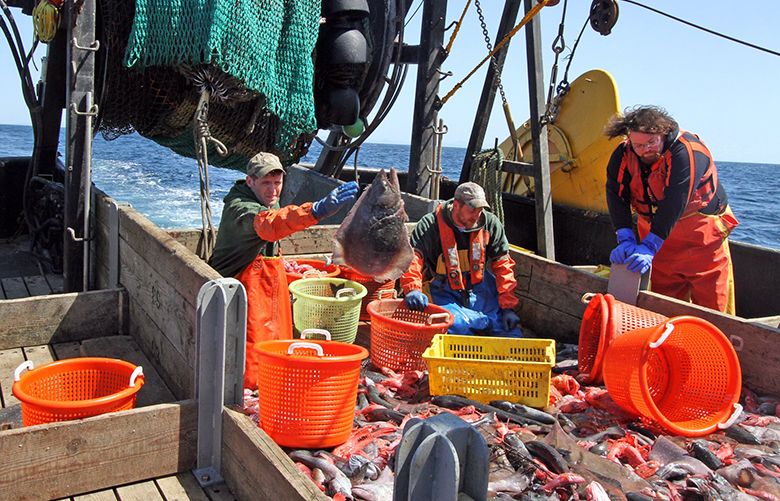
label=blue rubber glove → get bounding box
[500,308,521,331]
[609,228,637,264]
[312,181,359,219]
[404,290,429,311]
[625,232,664,274]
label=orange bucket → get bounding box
[578,293,667,384]
[367,290,454,372]
[255,332,368,448]
[602,316,742,437]
[338,265,397,321]
[12,357,145,426]
[284,258,340,284]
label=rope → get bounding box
[444,0,471,55]
[623,0,780,58]
[469,148,505,224]
[193,90,227,261]
[439,0,551,108]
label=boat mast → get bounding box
[63,0,97,292]
[406,0,447,197]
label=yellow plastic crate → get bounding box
[422,334,556,408]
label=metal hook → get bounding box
[72,38,100,52]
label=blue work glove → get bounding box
[625,232,664,274]
[312,181,359,219]
[500,308,521,331]
[609,228,637,264]
[404,290,429,311]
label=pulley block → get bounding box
[589,0,619,36]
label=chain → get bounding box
[542,0,569,125]
[474,0,507,105]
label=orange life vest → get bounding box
[617,131,719,221]
[435,204,488,291]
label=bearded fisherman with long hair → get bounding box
[604,105,739,314]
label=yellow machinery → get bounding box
[499,69,623,214]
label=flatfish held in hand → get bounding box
[333,168,414,282]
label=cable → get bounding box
[623,0,780,58]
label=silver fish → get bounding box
[333,168,413,282]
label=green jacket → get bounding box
[209,180,278,277]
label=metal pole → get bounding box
[524,0,555,260]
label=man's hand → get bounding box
[404,290,428,311]
[625,232,664,274]
[610,228,637,264]
[312,181,359,219]
[500,308,521,331]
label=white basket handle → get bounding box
[581,292,597,304]
[129,366,144,387]
[649,322,675,348]
[303,269,325,278]
[14,360,34,381]
[301,328,332,340]
[336,287,356,299]
[287,342,324,357]
[377,289,398,300]
[717,403,744,430]
[426,313,451,325]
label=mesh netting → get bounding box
[96,0,318,169]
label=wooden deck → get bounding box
[0,237,235,500]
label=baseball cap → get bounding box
[246,152,285,178]
[454,182,490,209]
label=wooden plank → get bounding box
[0,289,122,350]
[221,407,328,501]
[52,342,83,360]
[46,273,64,293]
[73,489,119,500]
[155,473,210,501]
[638,291,780,398]
[279,223,416,256]
[117,206,218,307]
[165,230,203,256]
[23,345,55,368]
[118,240,196,364]
[79,336,176,407]
[0,401,198,500]
[1,277,29,299]
[0,348,25,407]
[115,480,164,500]
[23,275,52,296]
[126,295,193,401]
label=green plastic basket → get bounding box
[289,278,367,343]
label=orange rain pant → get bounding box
[638,207,738,314]
[235,255,292,389]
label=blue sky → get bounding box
[1,0,778,164]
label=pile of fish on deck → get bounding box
[242,347,780,501]
[242,170,780,500]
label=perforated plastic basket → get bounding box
[423,334,556,408]
[289,277,367,343]
[12,357,145,426]
[367,292,453,372]
[602,316,742,437]
[255,332,368,448]
[578,293,667,384]
[338,265,397,321]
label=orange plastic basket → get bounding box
[367,292,454,372]
[284,258,340,284]
[255,335,368,448]
[12,357,145,426]
[602,316,742,437]
[338,265,397,321]
[578,293,667,384]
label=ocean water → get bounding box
[1,124,778,249]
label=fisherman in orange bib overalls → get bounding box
[604,105,738,314]
[209,153,359,389]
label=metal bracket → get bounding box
[69,102,99,116]
[193,278,247,488]
[71,37,100,52]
